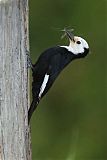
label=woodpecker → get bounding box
[28,29,89,123]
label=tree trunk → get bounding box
[0,0,31,159]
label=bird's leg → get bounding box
[26,50,34,70]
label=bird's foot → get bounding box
[26,50,33,69]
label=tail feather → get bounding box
[28,99,38,124]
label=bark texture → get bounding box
[0,0,31,159]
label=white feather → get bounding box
[61,36,89,55]
[39,73,49,98]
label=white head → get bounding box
[61,30,89,56]
[68,36,89,55]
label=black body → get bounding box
[28,46,89,123]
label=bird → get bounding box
[28,29,89,123]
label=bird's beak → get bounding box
[65,30,75,42]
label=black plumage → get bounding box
[28,45,89,123]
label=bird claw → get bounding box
[26,50,33,69]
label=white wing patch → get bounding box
[39,73,49,98]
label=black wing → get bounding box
[28,46,74,123]
[37,46,74,98]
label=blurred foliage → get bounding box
[29,0,107,159]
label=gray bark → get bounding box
[0,0,31,160]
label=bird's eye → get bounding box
[76,41,81,44]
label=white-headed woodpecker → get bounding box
[28,29,89,123]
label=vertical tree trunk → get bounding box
[0,0,31,159]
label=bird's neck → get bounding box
[60,45,74,53]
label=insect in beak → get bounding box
[61,28,75,42]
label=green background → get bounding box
[29,0,107,159]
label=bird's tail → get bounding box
[28,99,38,124]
